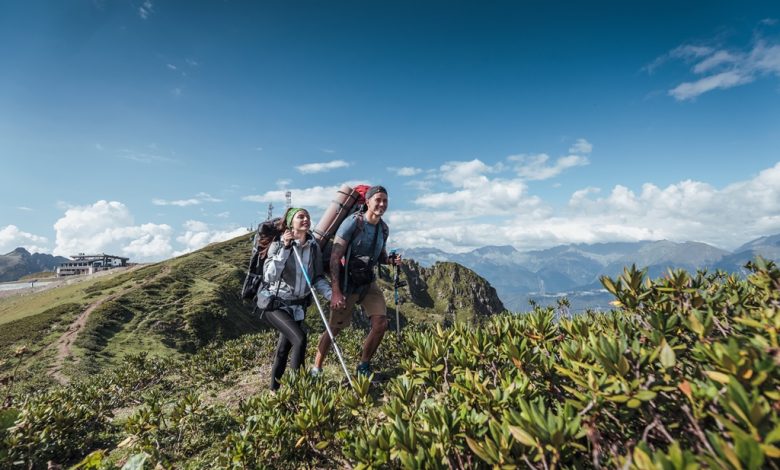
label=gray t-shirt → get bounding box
[336,213,385,261]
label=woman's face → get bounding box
[291,210,311,231]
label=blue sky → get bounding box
[1,1,779,261]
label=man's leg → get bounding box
[313,292,358,369]
[313,327,341,369]
[359,282,388,364]
[361,314,388,363]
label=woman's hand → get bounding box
[282,230,294,248]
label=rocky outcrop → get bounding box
[390,260,505,323]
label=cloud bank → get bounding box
[51,201,246,262]
[389,160,780,252]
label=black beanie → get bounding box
[366,185,387,200]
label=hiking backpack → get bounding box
[240,217,284,300]
[317,184,390,276]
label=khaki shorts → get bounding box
[328,281,387,329]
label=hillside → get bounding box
[0,233,504,389]
[1,258,778,468]
[0,248,69,282]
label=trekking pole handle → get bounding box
[291,245,354,389]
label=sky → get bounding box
[1,1,779,261]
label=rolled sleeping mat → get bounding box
[312,184,359,250]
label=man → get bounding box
[312,185,402,377]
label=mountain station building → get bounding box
[57,253,130,277]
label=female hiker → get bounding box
[262,207,332,391]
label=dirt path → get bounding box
[48,265,170,384]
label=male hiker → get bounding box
[311,185,402,377]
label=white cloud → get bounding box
[510,153,589,180]
[568,187,600,205]
[276,179,292,188]
[174,221,248,257]
[138,0,153,19]
[669,70,753,100]
[440,159,496,187]
[50,201,249,261]
[549,162,780,250]
[321,149,336,154]
[117,148,177,164]
[52,201,173,261]
[121,224,174,259]
[0,225,49,254]
[670,44,715,60]
[166,63,177,71]
[243,185,343,209]
[412,159,540,216]
[152,193,222,207]
[16,206,33,212]
[184,220,209,232]
[389,166,423,177]
[242,180,373,217]
[295,160,350,174]
[568,138,593,155]
[389,156,780,252]
[653,31,780,100]
[692,50,739,74]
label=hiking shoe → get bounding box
[355,362,372,376]
[310,367,322,378]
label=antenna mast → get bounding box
[285,190,292,210]
[266,203,273,221]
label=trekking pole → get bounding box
[291,245,354,388]
[390,250,406,343]
[394,264,401,343]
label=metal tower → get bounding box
[266,203,273,221]
[285,190,292,210]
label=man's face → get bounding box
[367,192,388,216]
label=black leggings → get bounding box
[264,308,307,390]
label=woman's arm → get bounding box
[263,239,290,284]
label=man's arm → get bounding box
[330,236,348,292]
[329,236,348,309]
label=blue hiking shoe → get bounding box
[355,361,372,377]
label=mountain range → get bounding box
[4,232,779,312]
[0,248,69,282]
[403,233,780,311]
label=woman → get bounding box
[262,207,332,391]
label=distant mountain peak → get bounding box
[471,245,518,255]
[7,247,31,257]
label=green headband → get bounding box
[285,208,305,227]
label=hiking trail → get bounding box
[48,265,171,384]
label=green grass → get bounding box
[0,303,83,353]
[0,268,139,326]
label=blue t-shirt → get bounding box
[336,214,385,261]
